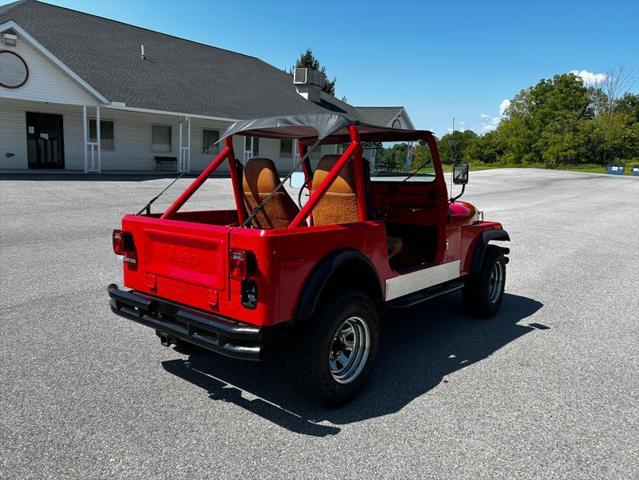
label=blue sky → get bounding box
[9,0,639,136]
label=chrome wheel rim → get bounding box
[488,261,504,304]
[329,316,370,384]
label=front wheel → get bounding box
[286,291,380,406]
[463,245,507,318]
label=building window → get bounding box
[89,119,114,150]
[152,125,172,153]
[280,138,293,158]
[244,136,259,157]
[202,129,220,154]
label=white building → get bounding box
[0,0,413,174]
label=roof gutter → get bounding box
[103,104,239,123]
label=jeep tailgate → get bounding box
[121,214,228,312]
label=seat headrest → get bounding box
[314,154,355,193]
[243,158,280,193]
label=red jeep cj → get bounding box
[108,114,510,405]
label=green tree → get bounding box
[293,48,337,96]
[452,72,639,167]
[615,93,639,123]
[437,130,478,164]
[411,142,433,169]
[503,73,591,164]
[377,143,409,171]
[464,131,505,164]
[588,113,637,163]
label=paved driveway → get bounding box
[1,169,637,479]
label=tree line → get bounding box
[291,49,638,168]
[428,70,639,167]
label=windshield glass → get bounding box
[358,141,436,182]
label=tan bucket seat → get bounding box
[242,158,300,229]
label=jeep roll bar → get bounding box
[159,113,436,229]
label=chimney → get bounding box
[293,68,325,103]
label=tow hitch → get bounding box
[156,331,177,347]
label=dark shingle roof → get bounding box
[0,0,362,120]
[354,106,405,126]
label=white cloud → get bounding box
[453,120,472,132]
[570,69,607,85]
[482,116,501,132]
[481,98,512,132]
[499,99,511,115]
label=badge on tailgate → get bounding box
[144,228,226,290]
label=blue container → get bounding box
[632,165,639,176]
[606,163,625,175]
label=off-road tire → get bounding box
[463,245,506,318]
[286,291,380,406]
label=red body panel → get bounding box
[116,129,504,329]
[120,211,500,327]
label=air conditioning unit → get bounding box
[313,70,326,88]
[294,68,326,87]
[293,68,308,85]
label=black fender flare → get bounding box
[469,229,510,274]
[293,249,383,323]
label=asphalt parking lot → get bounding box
[1,168,638,479]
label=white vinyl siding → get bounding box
[188,118,238,173]
[0,33,98,106]
[97,111,177,170]
[243,136,286,168]
[0,98,85,170]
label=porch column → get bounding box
[96,106,101,173]
[186,116,191,173]
[178,118,183,173]
[82,105,88,173]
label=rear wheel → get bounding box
[286,291,379,406]
[463,245,506,318]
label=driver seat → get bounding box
[242,158,299,229]
[312,154,404,260]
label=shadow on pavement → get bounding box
[162,292,544,437]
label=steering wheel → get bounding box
[297,177,313,208]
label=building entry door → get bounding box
[26,112,64,169]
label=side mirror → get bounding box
[289,171,306,189]
[453,162,469,185]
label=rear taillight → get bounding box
[229,249,248,280]
[112,229,137,265]
[230,249,257,309]
[112,229,125,255]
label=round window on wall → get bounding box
[0,50,29,88]
[392,119,402,129]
